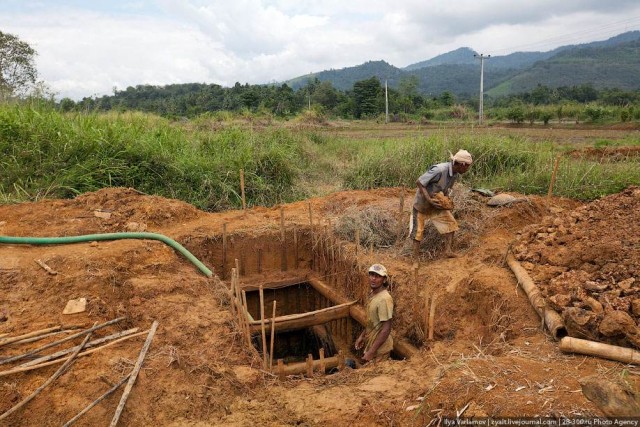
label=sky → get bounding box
[1,0,640,101]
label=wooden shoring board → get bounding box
[248,301,355,334]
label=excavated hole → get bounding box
[245,282,355,363]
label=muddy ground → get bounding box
[0,181,639,426]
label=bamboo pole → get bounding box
[309,202,314,271]
[559,337,640,364]
[278,356,340,376]
[547,155,561,200]
[319,348,326,373]
[109,321,159,427]
[306,354,314,377]
[222,223,228,280]
[277,359,285,380]
[20,328,140,368]
[0,317,125,366]
[293,227,299,269]
[241,291,253,348]
[0,324,95,421]
[269,300,277,370]
[423,295,430,340]
[63,374,131,426]
[0,325,61,348]
[8,329,73,346]
[396,187,405,244]
[428,297,437,340]
[240,169,246,213]
[259,286,268,369]
[280,207,287,271]
[506,254,567,340]
[0,331,148,378]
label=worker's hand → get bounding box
[429,198,444,209]
[354,336,364,350]
[361,350,374,363]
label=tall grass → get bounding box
[0,104,307,210]
[1,103,638,209]
[341,129,640,199]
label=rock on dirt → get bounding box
[514,186,640,349]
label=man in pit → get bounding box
[410,149,473,258]
[354,263,393,363]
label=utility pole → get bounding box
[385,79,389,124]
[474,53,490,124]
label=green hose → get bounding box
[0,232,212,277]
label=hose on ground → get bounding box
[0,232,212,277]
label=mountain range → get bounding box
[284,31,640,98]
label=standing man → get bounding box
[355,264,393,363]
[410,149,473,258]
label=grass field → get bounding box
[1,103,639,209]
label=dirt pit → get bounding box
[1,186,639,425]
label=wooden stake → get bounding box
[222,223,228,280]
[319,348,326,374]
[293,227,299,269]
[428,297,437,340]
[397,187,405,243]
[259,286,268,369]
[337,350,345,370]
[110,321,159,427]
[240,169,246,213]
[423,295,430,340]
[306,354,314,377]
[269,300,277,370]
[280,207,287,271]
[547,155,561,201]
[241,290,252,348]
[0,325,96,422]
[308,202,314,271]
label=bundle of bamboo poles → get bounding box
[0,318,158,426]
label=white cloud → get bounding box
[1,0,639,100]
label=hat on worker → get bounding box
[451,149,473,165]
[368,264,388,277]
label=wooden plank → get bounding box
[249,301,356,334]
[238,276,308,292]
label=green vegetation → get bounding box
[0,102,308,210]
[1,102,639,208]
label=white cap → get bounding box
[368,264,388,277]
[451,149,473,165]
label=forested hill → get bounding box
[285,31,640,97]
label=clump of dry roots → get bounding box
[333,186,495,259]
